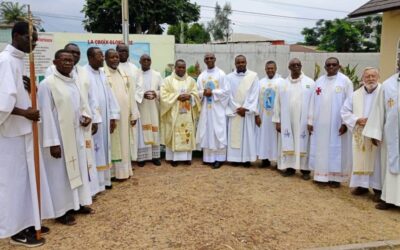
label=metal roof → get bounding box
[348,0,400,17]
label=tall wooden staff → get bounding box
[27,5,42,240]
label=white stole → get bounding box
[381,75,400,174]
[280,75,312,155]
[352,86,379,174]
[47,72,83,189]
[230,71,257,149]
[75,66,94,173]
[136,70,160,145]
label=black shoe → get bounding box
[211,161,221,169]
[260,159,271,168]
[329,181,341,188]
[301,173,311,180]
[27,226,50,235]
[376,201,396,210]
[74,205,94,215]
[10,229,45,248]
[152,158,161,166]
[111,177,117,182]
[281,169,295,177]
[138,161,145,167]
[105,185,112,190]
[171,161,178,167]
[184,161,191,166]
[243,162,251,168]
[351,187,369,196]
[55,213,76,226]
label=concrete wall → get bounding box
[176,43,380,80]
[380,10,400,79]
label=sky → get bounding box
[18,0,371,44]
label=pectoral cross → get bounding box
[68,156,78,172]
[94,143,100,152]
[301,131,307,139]
[316,87,322,95]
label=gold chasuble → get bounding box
[161,73,200,151]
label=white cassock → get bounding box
[309,73,353,182]
[0,44,54,238]
[47,64,100,196]
[273,74,315,170]
[363,73,400,206]
[39,69,92,218]
[341,86,382,190]
[85,65,120,191]
[256,74,281,162]
[196,67,229,163]
[225,70,259,163]
[135,69,162,162]
[119,61,139,161]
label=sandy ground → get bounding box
[1,159,400,250]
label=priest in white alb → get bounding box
[85,47,120,191]
[39,50,94,226]
[341,67,382,201]
[116,43,139,161]
[225,55,259,167]
[161,59,201,166]
[256,60,281,168]
[135,54,162,167]
[363,59,400,210]
[308,57,353,187]
[0,22,54,247]
[46,43,100,196]
[104,49,139,180]
[196,53,229,169]
[273,58,314,179]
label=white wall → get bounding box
[176,43,380,80]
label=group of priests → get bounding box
[1,21,400,248]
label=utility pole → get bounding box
[121,0,129,45]
[180,21,185,43]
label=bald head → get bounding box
[204,52,216,69]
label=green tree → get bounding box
[207,2,232,41]
[0,1,27,24]
[167,22,210,44]
[301,16,382,52]
[0,1,43,30]
[82,0,200,34]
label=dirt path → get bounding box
[1,159,400,249]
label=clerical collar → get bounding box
[207,67,216,73]
[288,73,303,83]
[107,66,118,73]
[364,85,378,94]
[88,64,100,72]
[6,44,25,59]
[172,72,187,81]
[326,74,337,80]
[54,68,74,83]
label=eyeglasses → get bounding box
[326,63,338,67]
